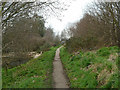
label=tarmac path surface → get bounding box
[52,47,69,88]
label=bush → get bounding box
[96,47,110,57]
[66,36,98,52]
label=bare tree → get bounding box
[1,1,70,30]
[87,1,119,45]
[66,1,120,52]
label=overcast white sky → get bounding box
[45,0,94,34]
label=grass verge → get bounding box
[60,46,119,88]
[2,46,58,88]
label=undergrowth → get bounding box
[60,46,119,88]
[2,46,58,88]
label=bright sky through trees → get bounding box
[45,0,94,34]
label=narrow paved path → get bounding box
[53,47,69,88]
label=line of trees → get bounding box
[65,1,120,52]
[2,1,62,68]
[2,13,61,68]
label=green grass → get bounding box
[60,46,119,88]
[2,46,58,88]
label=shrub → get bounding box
[96,47,110,57]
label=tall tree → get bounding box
[87,1,119,45]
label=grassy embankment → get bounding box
[2,46,58,88]
[60,46,119,88]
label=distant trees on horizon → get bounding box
[65,1,120,52]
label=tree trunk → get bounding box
[117,2,120,47]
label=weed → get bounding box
[60,46,118,88]
[2,46,58,88]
